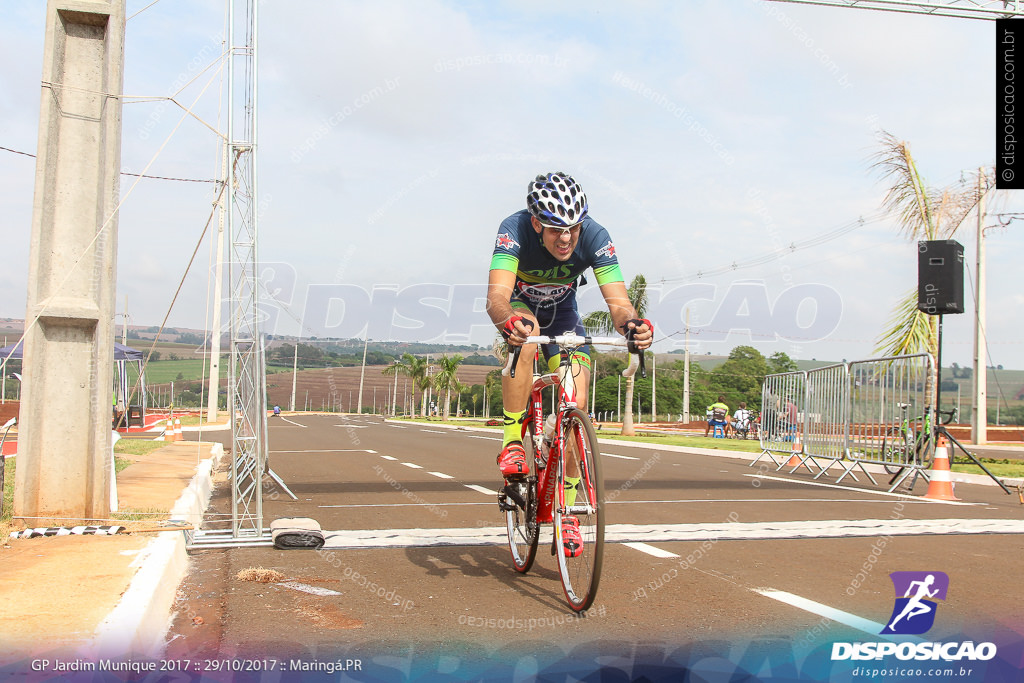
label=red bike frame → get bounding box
[522,364,590,524]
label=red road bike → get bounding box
[497,332,644,612]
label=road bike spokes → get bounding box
[554,408,604,612]
[502,426,539,573]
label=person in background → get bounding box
[704,396,729,437]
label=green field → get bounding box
[143,359,288,384]
[143,359,212,384]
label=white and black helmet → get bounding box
[526,172,588,228]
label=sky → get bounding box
[1,0,1022,367]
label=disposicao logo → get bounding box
[831,570,998,663]
[881,570,949,635]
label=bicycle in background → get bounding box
[498,331,644,612]
[882,403,957,475]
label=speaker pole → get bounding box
[935,314,943,428]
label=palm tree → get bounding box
[381,354,415,416]
[432,354,464,421]
[403,355,429,417]
[583,273,649,436]
[483,368,501,418]
[870,131,991,400]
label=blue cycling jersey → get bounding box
[489,210,624,309]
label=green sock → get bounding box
[502,409,526,448]
[563,476,582,508]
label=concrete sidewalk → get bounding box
[0,441,222,667]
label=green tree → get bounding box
[870,131,989,403]
[767,351,797,374]
[710,346,769,410]
[582,274,649,435]
[381,353,416,416]
[433,354,464,421]
[403,355,429,417]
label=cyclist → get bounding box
[486,171,653,557]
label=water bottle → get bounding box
[539,413,557,465]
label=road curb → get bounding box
[86,442,224,659]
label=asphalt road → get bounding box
[165,415,1024,681]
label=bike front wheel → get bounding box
[505,419,539,573]
[553,408,604,612]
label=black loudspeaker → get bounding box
[917,240,964,315]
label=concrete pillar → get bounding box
[15,0,125,521]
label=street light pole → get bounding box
[971,169,987,445]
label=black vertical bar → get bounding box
[997,20,1024,189]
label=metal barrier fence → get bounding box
[753,371,806,467]
[802,363,849,478]
[750,354,934,492]
[845,354,933,489]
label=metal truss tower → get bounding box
[766,0,1024,20]
[227,0,267,538]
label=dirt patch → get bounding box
[237,567,286,583]
[293,597,364,630]
[0,534,150,659]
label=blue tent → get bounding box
[0,340,148,424]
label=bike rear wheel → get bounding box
[553,408,604,612]
[882,427,909,475]
[505,419,539,573]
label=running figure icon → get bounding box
[887,574,938,630]
[881,571,949,635]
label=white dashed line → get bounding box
[278,581,343,597]
[279,417,307,428]
[469,435,500,441]
[402,462,423,469]
[380,455,398,461]
[428,472,454,479]
[622,542,679,558]
[421,429,447,434]
[603,453,639,460]
[271,449,374,453]
[464,484,499,496]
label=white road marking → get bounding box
[388,425,407,428]
[315,517,1024,549]
[428,472,454,479]
[334,424,370,428]
[318,502,490,509]
[606,498,933,505]
[753,589,911,641]
[277,581,342,597]
[279,417,307,428]
[271,449,374,453]
[604,453,639,460]
[468,435,500,441]
[623,542,680,558]
[464,484,499,496]
[743,474,980,506]
[380,455,398,461]
[421,429,446,434]
[402,462,423,469]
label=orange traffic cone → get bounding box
[173,417,184,442]
[924,435,959,501]
[786,435,806,469]
[163,419,175,442]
